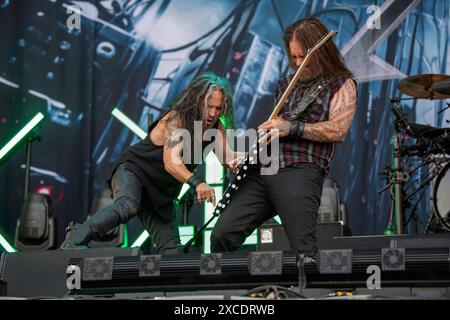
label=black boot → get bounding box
[60,208,120,249]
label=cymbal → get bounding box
[397,74,450,99]
[409,123,449,140]
[431,79,450,96]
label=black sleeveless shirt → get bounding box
[111,113,218,219]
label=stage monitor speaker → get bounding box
[257,222,344,251]
[0,247,140,298]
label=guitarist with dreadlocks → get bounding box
[61,72,238,253]
[211,18,357,257]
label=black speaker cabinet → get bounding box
[0,279,6,296]
[0,247,140,298]
[257,222,344,251]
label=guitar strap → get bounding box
[288,76,335,121]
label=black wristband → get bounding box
[187,174,205,190]
[289,121,305,138]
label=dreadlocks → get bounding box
[164,72,234,139]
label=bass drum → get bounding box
[433,162,450,230]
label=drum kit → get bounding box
[381,74,450,235]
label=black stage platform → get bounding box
[0,233,449,300]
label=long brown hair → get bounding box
[283,18,353,79]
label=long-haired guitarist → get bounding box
[211,18,357,257]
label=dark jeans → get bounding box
[211,163,324,256]
[105,163,181,254]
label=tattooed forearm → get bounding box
[303,79,357,143]
[164,112,184,148]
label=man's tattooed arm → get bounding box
[303,78,357,143]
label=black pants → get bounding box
[210,163,324,256]
[106,163,181,253]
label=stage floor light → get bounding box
[0,112,45,164]
[0,233,17,253]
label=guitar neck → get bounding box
[268,61,309,120]
[268,30,336,120]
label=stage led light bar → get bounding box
[120,224,128,248]
[203,151,224,229]
[131,230,150,248]
[205,152,223,185]
[0,112,45,163]
[0,233,17,253]
[177,183,190,201]
[179,225,195,245]
[111,108,147,140]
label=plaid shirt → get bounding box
[275,74,350,175]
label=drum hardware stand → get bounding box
[392,74,450,234]
[384,97,409,235]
